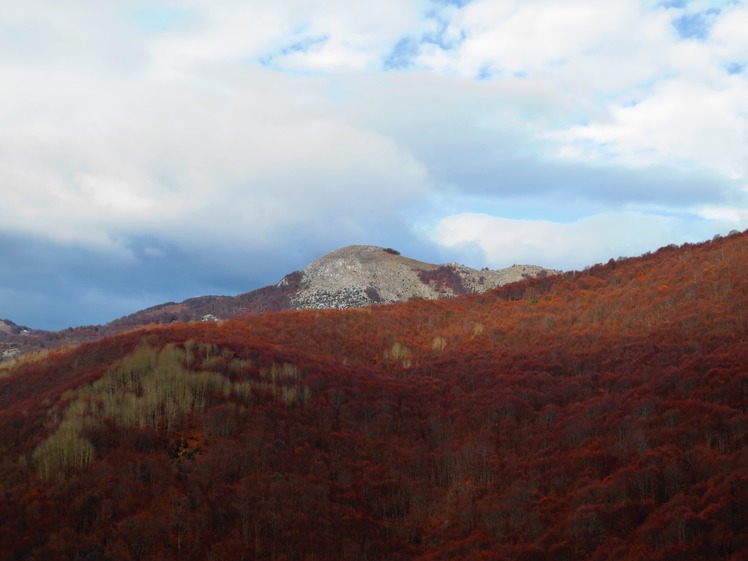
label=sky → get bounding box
[2,0,748,330]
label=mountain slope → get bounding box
[0,231,746,561]
[0,245,556,361]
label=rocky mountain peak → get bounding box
[290,245,557,310]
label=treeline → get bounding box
[0,231,746,560]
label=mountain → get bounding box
[110,244,556,325]
[0,245,556,362]
[289,244,554,309]
[1,231,746,561]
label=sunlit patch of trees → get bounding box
[30,342,310,481]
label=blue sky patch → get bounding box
[431,0,471,6]
[726,62,745,75]
[132,6,191,34]
[384,38,420,69]
[672,12,712,39]
[281,35,328,56]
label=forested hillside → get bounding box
[0,245,554,362]
[1,231,746,561]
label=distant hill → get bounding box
[108,244,556,326]
[0,319,46,362]
[1,230,746,560]
[0,245,557,361]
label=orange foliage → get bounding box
[0,231,747,560]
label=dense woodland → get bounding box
[1,231,747,560]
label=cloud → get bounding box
[433,211,723,270]
[142,0,429,75]
[415,0,656,80]
[334,71,741,214]
[549,77,748,180]
[0,61,429,250]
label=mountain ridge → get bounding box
[0,244,557,361]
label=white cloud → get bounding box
[712,3,748,54]
[0,58,429,254]
[414,0,748,183]
[422,0,643,77]
[698,203,748,223]
[416,0,673,89]
[144,0,428,75]
[549,77,748,178]
[434,211,706,270]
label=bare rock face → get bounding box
[290,245,557,310]
[1,346,21,361]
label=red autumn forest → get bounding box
[0,231,746,560]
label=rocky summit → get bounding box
[288,245,556,310]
